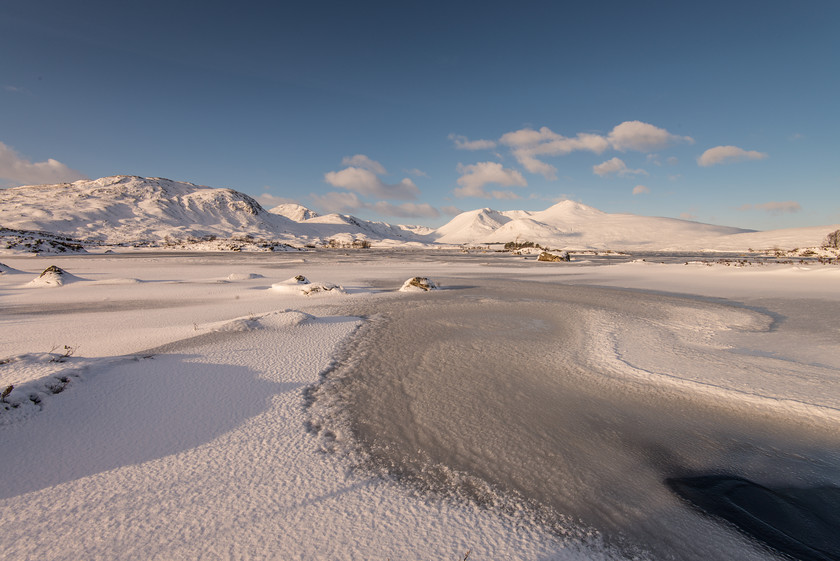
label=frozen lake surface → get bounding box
[312,276,840,560]
[1,250,839,560]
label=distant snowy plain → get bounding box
[1,249,839,560]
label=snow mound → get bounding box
[226,272,264,281]
[399,277,439,292]
[270,275,346,296]
[90,277,142,285]
[0,262,24,274]
[25,265,83,287]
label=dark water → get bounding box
[311,279,840,560]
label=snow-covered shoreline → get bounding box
[1,252,839,560]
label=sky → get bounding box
[1,0,838,230]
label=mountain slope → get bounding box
[0,176,299,245]
[433,208,529,244]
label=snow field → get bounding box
[0,254,580,560]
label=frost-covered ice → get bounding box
[1,250,839,560]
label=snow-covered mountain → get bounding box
[0,176,299,245]
[2,176,836,251]
[432,200,755,249]
[433,208,532,244]
[268,203,319,222]
[0,176,433,247]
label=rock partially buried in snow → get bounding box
[25,265,81,287]
[537,250,570,262]
[399,277,438,292]
[270,275,345,296]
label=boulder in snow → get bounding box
[399,277,438,292]
[270,275,345,296]
[537,251,570,262]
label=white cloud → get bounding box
[593,157,647,177]
[449,133,497,151]
[310,191,439,218]
[738,201,801,214]
[607,121,693,152]
[310,191,365,213]
[499,126,610,180]
[697,145,768,167]
[680,212,698,220]
[340,154,386,175]
[632,185,650,195]
[325,162,419,200]
[256,193,298,208]
[454,161,527,199]
[0,141,87,186]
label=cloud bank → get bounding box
[738,201,801,214]
[311,191,439,218]
[325,155,419,200]
[0,141,87,186]
[495,121,690,180]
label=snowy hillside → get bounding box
[0,176,299,245]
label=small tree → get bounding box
[824,229,840,249]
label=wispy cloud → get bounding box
[454,161,527,199]
[0,141,87,185]
[310,191,439,218]
[647,154,679,167]
[325,155,418,199]
[404,168,428,178]
[593,157,647,177]
[632,185,650,195]
[370,201,439,218]
[738,201,801,214]
[448,133,497,151]
[697,145,767,166]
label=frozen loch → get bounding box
[1,251,839,560]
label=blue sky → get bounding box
[1,0,838,230]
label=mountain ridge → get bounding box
[1,175,836,251]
